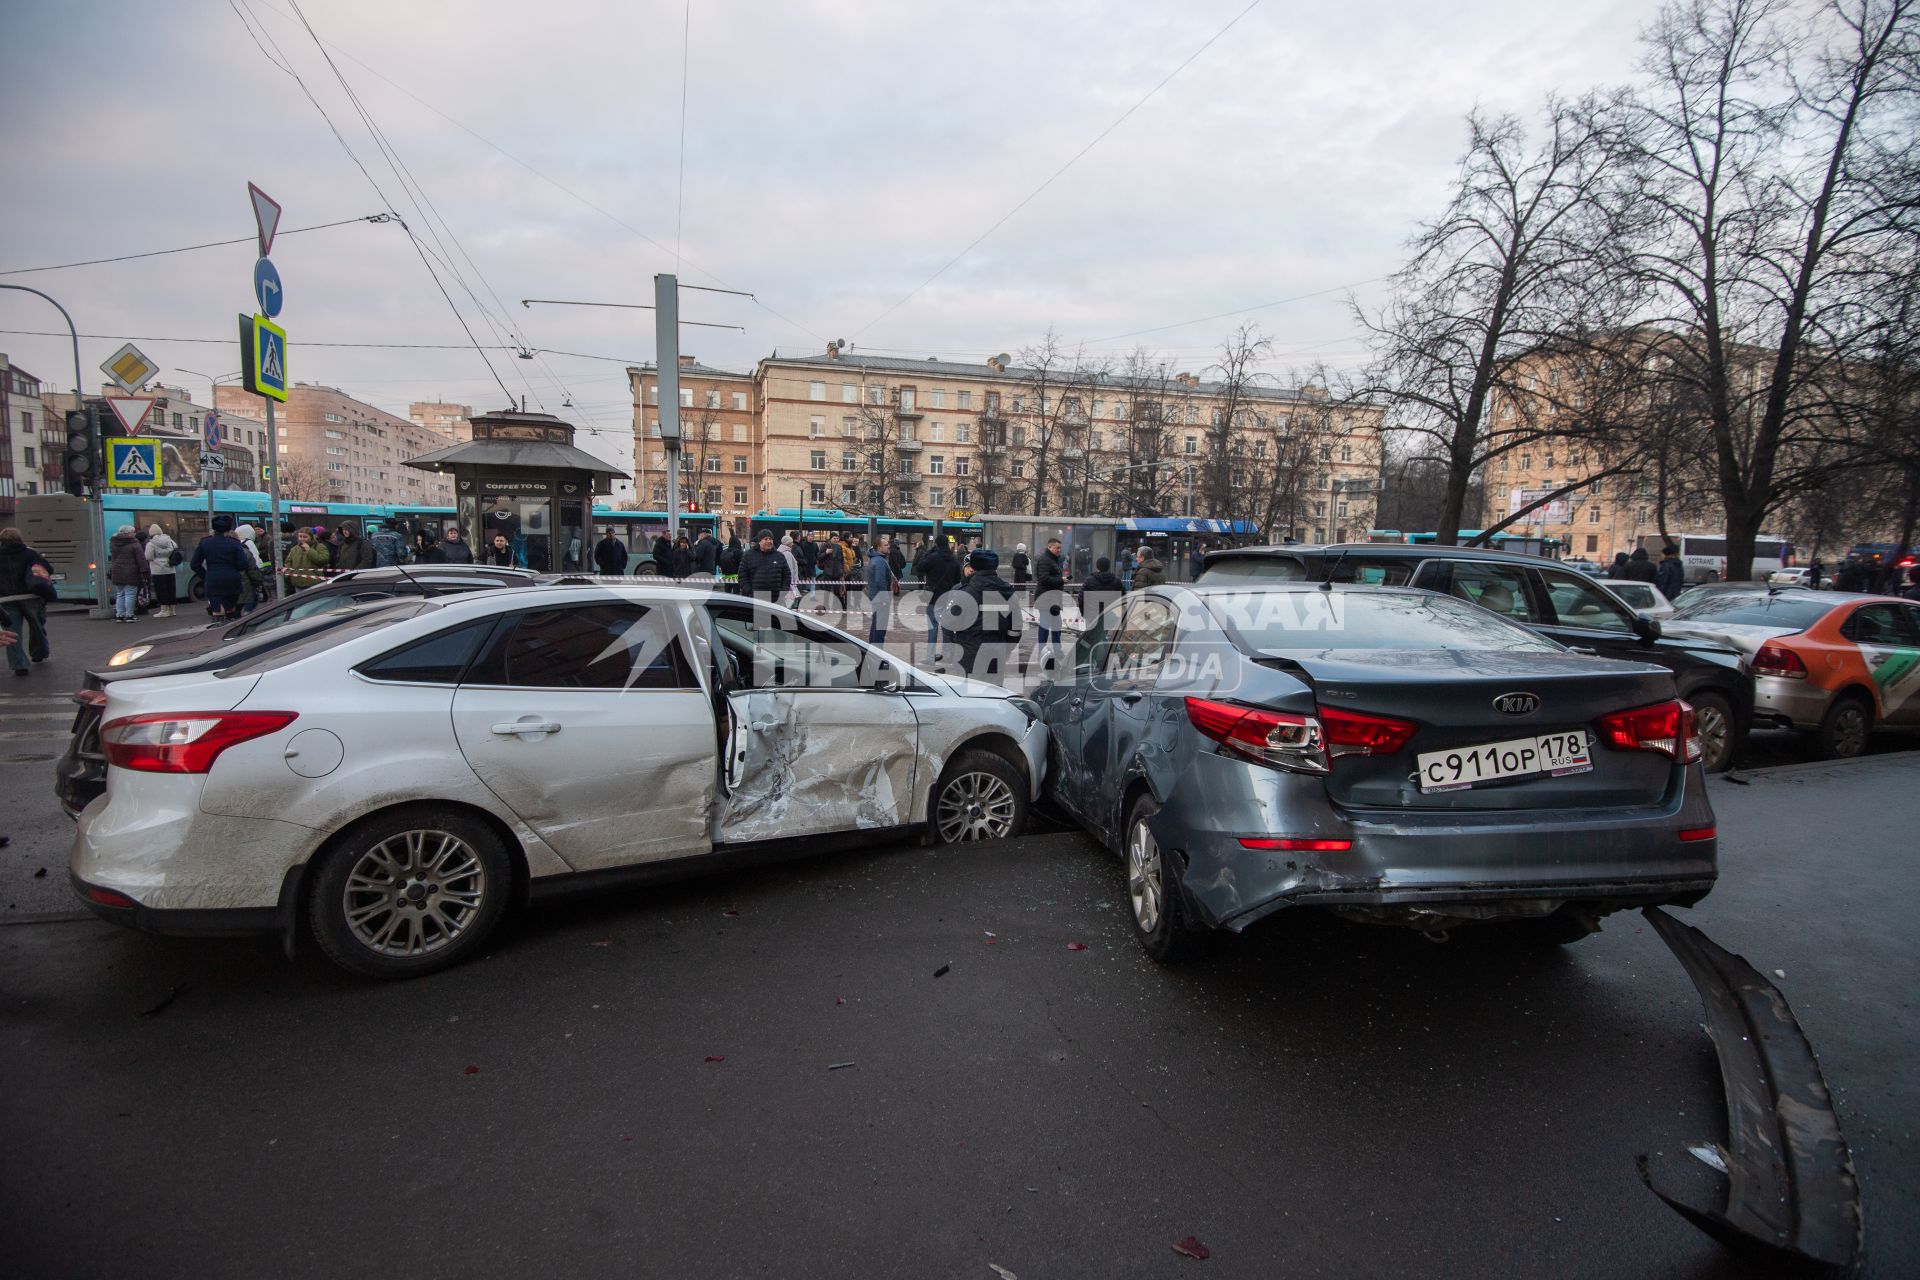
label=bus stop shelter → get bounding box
[404,409,627,572]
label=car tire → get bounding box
[1813,692,1873,760]
[930,748,1029,845]
[1123,794,1201,963]
[1688,691,1738,773]
[308,807,512,980]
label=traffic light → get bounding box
[62,408,98,494]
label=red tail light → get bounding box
[1596,699,1700,763]
[1752,642,1808,679]
[1679,826,1717,842]
[73,689,107,708]
[1318,706,1418,758]
[1184,697,1328,774]
[101,711,297,774]
[1239,837,1353,851]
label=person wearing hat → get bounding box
[741,529,792,600]
[913,534,962,649]
[428,527,474,564]
[190,514,251,619]
[1011,542,1031,588]
[107,525,147,622]
[944,547,1019,678]
[284,528,332,591]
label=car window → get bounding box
[1668,592,1833,630]
[1105,595,1178,676]
[1209,589,1560,653]
[1609,583,1651,608]
[468,604,694,690]
[1841,604,1915,646]
[707,605,875,690]
[1540,570,1635,633]
[1441,562,1535,623]
[216,604,443,677]
[357,619,495,685]
[1198,556,1309,583]
[1075,601,1124,677]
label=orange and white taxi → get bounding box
[1661,588,1920,758]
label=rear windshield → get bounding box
[1667,592,1832,630]
[1200,556,1310,583]
[217,601,440,676]
[1201,555,1417,587]
[1205,589,1560,653]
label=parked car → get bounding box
[1659,589,1920,758]
[100,564,542,674]
[55,598,441,817]
[1600,579,1677,617]
[1767,566,1815,587]
[1034,583,1716,961]
[1557,557,1606,577]
[71,585,1046,978]
[1198,544,1753,771]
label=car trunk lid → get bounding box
[1260,647,1680,811]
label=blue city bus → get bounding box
[1405,529,1565,557]
[752,508,985,548]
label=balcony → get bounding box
[1061,445,1086,460]
[975,437,1006,453]
[893,403,924,420]
[894,437,923,453]
[978,474,1007,488]
[979,410,1008,426]
[893,472,925,486]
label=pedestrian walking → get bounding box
[1623,547,1659,584]
[429,528,474,564]
[887,536,907,582]
[1656,544,1685,598]
[0,528,55,664]
[1808,558,1825,590]
[1033,536,1067,651]
[144,523,181,617]
[1011,542,1031,588]
[486,532,517,567]
[865,538,898,643]
[594,530,628,576]
[944,548,1019,678]
[1081,557,1125,625]
[108,525,147,622]
[190,515,252,619]
[1131,544,1167,590]
[284,529,331,591]
[740,529,792,601]
[914,535,962,648]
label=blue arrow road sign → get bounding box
[253,257,283,318]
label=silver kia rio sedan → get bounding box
[1035,583,1718,960]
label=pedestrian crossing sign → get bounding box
[239,312,288,402]
[105,438,161,488]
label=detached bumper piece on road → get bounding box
[1640,907,1862,1272]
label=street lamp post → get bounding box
[0,283,110,616]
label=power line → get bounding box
[850,0,1266,340]
[1082,278,1388,344]
[0,327,644,360]
[0,215,390,277]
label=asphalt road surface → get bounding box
[2,607,1915,1278]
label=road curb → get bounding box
[1721,748,1920,781]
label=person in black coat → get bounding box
[430,529,474,564]
[594,533,629,576]
[651,534,674,576]
[1010,543,1031,587]
[1622,547,1660,584]
[942,549,1020,678]
[485,532,517,567]
[1610,551,1632,578]
[190,515,252,619]
[739,529,791,599]
[887,537,907,581]
[1080,557,1125,627]
[670,535,693,578]
[690,531,719,576]
[1032,536,1067,649]
[791,532,818,592]
[914,536,962,647]
[1655,545,1685,597]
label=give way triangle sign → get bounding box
[248,182,282,258]
[106,396,154,434]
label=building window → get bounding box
[929,422,944,442]
[731,391,748,411]
[706,456,722,471]
[956,423,970,443]
[842,383,857,403]
[680,389,694,407]
[811,450,827,470]
[841,451,857,472]
[1586,535,1599,552]
[1521,455,1533,470]
[955,457,971,476]
[732,424,747,442]
[1588,507,1601,523]
[809,381,826,401]
[23,446,36,466]
[704,390,720,409]
[867,385,884,405]
[1341,445,1352,462]
[929,389,945,408]
[1012,459,1026,478]
[809,416,825,437]
[929,455,945,474]
[734,486,748,505]
[733,455,747,473]
[929,487,944,506]
[1184,437,1197,454]
[958,390,972,410]
[810,484,826,503]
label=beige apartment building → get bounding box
[624,358,760,525]
[623,348,1382,542]
[216,382,456,506]
[409,401,476,445]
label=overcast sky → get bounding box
[1,0,1665,473]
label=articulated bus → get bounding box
[15,492,722,601]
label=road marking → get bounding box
[0,730,69,739]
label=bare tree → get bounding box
[1613,0,1920,577]
[1358,101,1634,545]
[1202,325,1275,515]
[1010,330,1099,516]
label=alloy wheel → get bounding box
[342,828,488,957]
[1831,704,1869,757]
[1127,818,1163,933]
[935,771,1018,843]
[1695,702,1731,770]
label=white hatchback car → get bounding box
[72,585,1047,977]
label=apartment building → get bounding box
[624,358,759,527]
[409,401,476,445]
[217,382,456,505]
[1,355,53,521]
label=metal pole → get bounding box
[655,273,681,540]
[0,283,111,616]
[266,399,281,595]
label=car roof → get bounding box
[332,565,539,584]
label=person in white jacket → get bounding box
[777,535,803,607]
[233,524,268,613]
[143,524,179,618]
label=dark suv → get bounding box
[1200,544,1753,771]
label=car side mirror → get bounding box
[1633,613,1662,643]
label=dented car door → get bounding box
[703,602,920,843]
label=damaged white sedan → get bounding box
[70,584,1046,978]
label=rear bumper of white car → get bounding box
[70,770,316,933]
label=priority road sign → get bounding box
[100,343,158,394]
[105,396,154,435]
[240,313,288,402]
[253,257,283,318]
[105,438,160,487]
